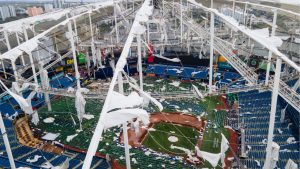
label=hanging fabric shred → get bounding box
[102,108,149,129]
[195,133,229,168]
[75,88,90,123]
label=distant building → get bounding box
[0,5,16,21]
[27,6,43,17]
[16,7,27,15]
[44,4,54,13]
[54,0,64,9]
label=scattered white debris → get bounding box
[277,128,283,134]
[41,133,60,141]
[181,110,189,113]
[287,137,296,144]
[43,117,55,123]
[224,126,233,130]
[168,136,179,143]
[262,139,267,144]
[83,114,94,120]
[227,157,234,161]
[40,161,53,169]
[254,160,261,167]
[159,98,165,102]
[132,158,138,164]
[145,151,151,156]
[26,155,42,163]
[66,134,78,142]
[148,128,156,131]
[169,81,180,87]
[76,129,82,133]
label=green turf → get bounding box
[142,122,200,155]
[33,79,233,169]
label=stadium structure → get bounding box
[0,0,299,168]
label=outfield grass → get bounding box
[143,122,200,155]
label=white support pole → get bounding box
[67,21,81,89]
[85,50,91,75]
[265,9,277,86]
[240,128,247,158]
[137,35,143,90]
[0,115,16,169]
[187,28,190,54]
[180,0,183,43]
[264,57,282,169]
[133,0,135,11]
[243,2,248,25]
[162,0,165,17]
[1,59,7,79]
[114,2,119,44]
[117,71,131,169]
[232,0,236,18]
[4,30,11,50]
[23,25,29,41]
[88,11,97,68]
[15,32,26,66]
[122,122,131,169]
[209,11,214,94]
[39,63,52,111]
[15,32,20,45]
[88,12,94,43]
[28,52,38,84]
[11,60,18,82]
[54,37,59,53]
[73,18,79,43]
[147,22,150,43]
[96,47,103,67]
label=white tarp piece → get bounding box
[108,91,144,112]
[41,133,60,141]
[285,159,298,169]
[75,88,90,123]
[171,145,193,159]
[26,155,42,163]
[195,147,221,167]
[127,82,163,111]
[102,108,150,129]
[192,85,204,99]
[154,54,181,62]
[31,111,39,126]
[195,133,229,168]
[270,142,280,169]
